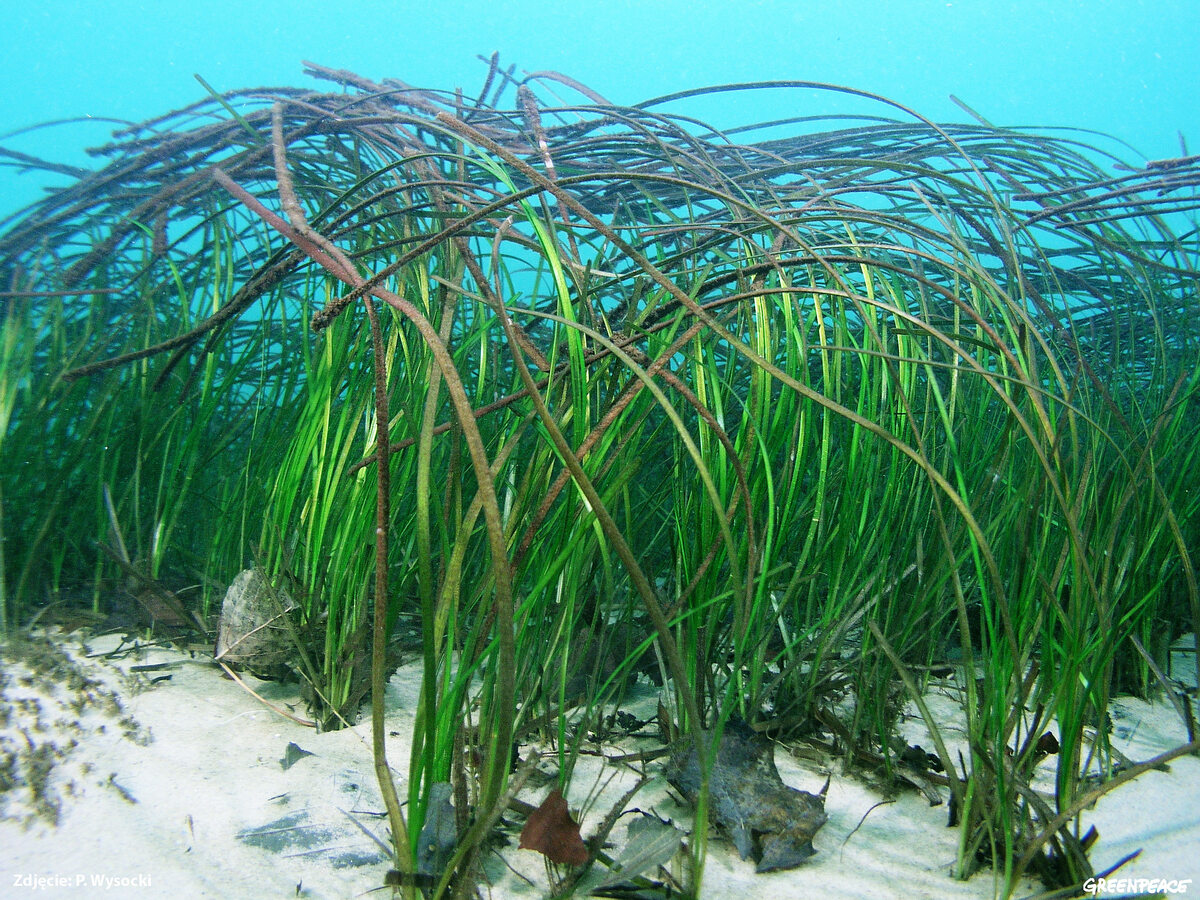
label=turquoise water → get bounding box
[2,0,1198,214]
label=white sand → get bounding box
[1,630,1197,900]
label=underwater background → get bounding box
[3,0,1199,210]
[2,2,1199,897]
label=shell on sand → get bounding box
[212,568,297,670]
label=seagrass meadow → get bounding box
[1,59,1199,898]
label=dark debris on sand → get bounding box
[665,719,828,872]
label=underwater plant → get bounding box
[1,57,1198,898]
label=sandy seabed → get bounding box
[1,629,1197,900]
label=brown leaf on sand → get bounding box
[519,788,589,866]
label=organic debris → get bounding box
[98,484,205,635]
[591,812,683,895]
[519,787,589,866]
[416,782,458,886]
[280,741,314,771]
[666,720,828,872]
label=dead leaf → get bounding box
[417,782,457,880]
[1036,731,1060,756]
[519,788,588,866]
[594,813,682,889]
[666,720,827,872]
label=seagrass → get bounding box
[1,57,1197,898]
